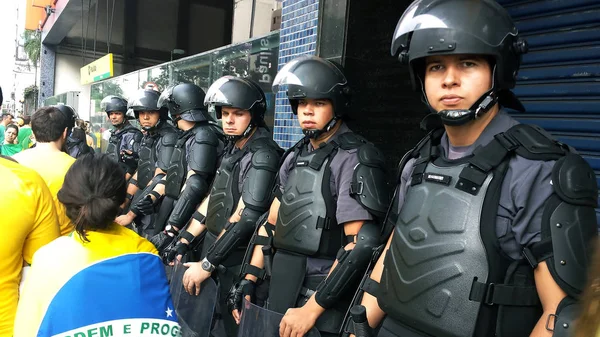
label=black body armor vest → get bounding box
[165,129,196,199]
[377,124,570,337]
[106,124,138,162]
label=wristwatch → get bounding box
[201,257,216,273]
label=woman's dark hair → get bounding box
[575,239,600,337]
[5,124,18,136]
[58,153,126,241]
[71,127,87,142]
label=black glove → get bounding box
[121,151,139,172]
[227,279,256,314]
[149,228,178,252]
[135,192,160,215]
[161,240,190,265]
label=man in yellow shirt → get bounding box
[0,157,60,337]
[13,106,76,236]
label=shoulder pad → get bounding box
[336,132,368,150]
[249,137,283,154]
[194,127,220,147]
[505,124,566,160]
[358,143,386,169]
[251,147,282,172]
[160,131,178,147]
[552,153,598,207]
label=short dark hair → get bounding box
[23,116,31,125]
[5,124,18,136]
[31,106,69,142]
[58,154,126,241]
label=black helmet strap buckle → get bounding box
[438,90,498,126]
[225,122,255,143]
[302,116,338,139]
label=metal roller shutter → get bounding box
[497,0,600,225]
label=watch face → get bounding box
[202,261,211,271]
[165,225,172,231]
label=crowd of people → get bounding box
[1,1,599,337]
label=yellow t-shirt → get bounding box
[0,158,60,337]
[13,149,76,236]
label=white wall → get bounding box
[232,0,280,43]
[54,53,91,120]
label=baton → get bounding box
[350,305,372,337]
[261,245,273,277]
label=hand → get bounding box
[149,231,176,253]
[162,240,189,265]
[227,279,255,324]
[135,194,157,215]
[279,305,319,337]
[120,150,138,168]
[115,213,134,226]
[182,262,212,296]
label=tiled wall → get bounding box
[39,44,56,108]
[273,0,319,149]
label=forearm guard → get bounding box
[167,173,210,229]
[314,221,380,309]
[205,207,263,267]
[130,173,165,215]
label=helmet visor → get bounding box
[127,89,160,111]
[204,77,234,107]
[391,0,518,55]
[157,86,174,109]
[101,95,126,111]
[271,56,347,97]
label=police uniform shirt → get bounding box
[396,110,555,259]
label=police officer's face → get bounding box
[297,99,334,131]
[138,110,160,128]
[424,54,493,112]
[221,107,251,136]
[109,111,125,126]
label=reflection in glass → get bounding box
[90,31,280,151]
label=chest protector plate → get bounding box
[165,131,195,199]
[137,135,158,188]
[106,131,120,162]
[205,147,243,236]
[274,144,340,258]
[379,160,492,337]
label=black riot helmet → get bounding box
[127,89,168,131]
[101,95,131,127]
[272,55,351,139]
[204,76,267,141]
[53,104,78,135]
[158,83,210,124]
[391,0,528,126]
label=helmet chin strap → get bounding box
[225,122,254,143]
[420,66,499,127]
[143,119,161,132]
[437,90,498,126]
[302,116,338,139]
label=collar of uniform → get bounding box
[439,110,519,160]
[230,127,271,154]
[306,122,351,152]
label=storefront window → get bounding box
[90,31,279,145]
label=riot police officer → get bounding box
[54,104,91,158]
[127,83,224,241]
[115,89,178,232]
[351,1,598,337]
[101,95,143,179]
[160,76,283,337]
[228,56,390,337]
